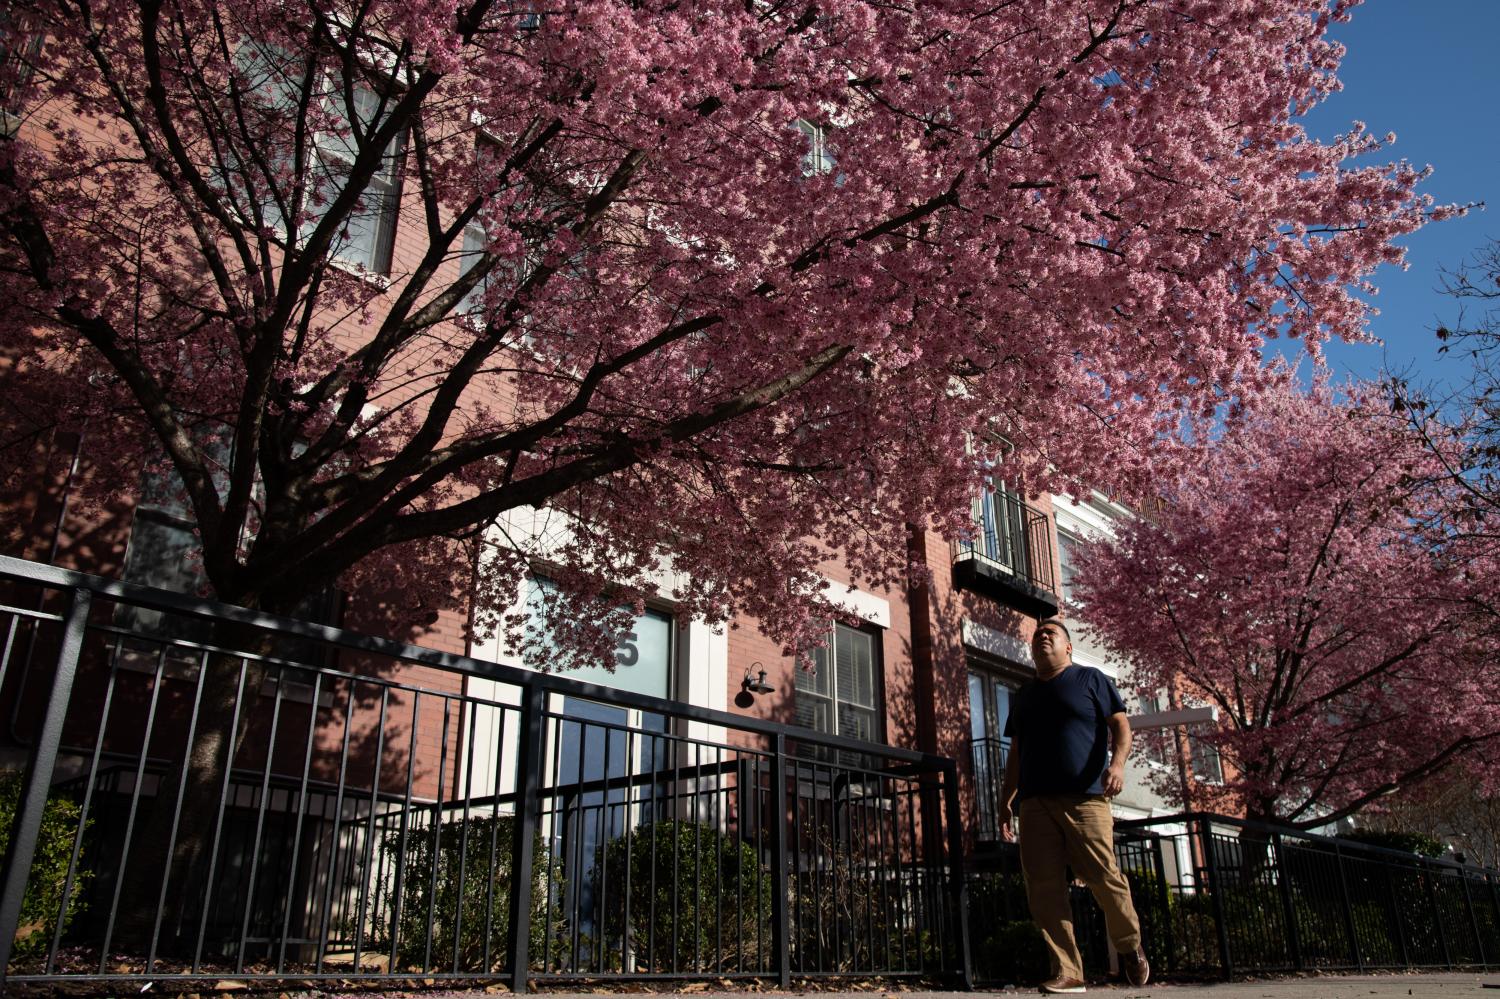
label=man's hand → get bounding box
[999,803,1016,842]
[1102,762,1125,797]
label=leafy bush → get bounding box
[1338,829,1446,859]
[596,819,771,973]
[975,919,1051,986]
[381,813,563,973]
[1122,865,1178,971]
[0,772,91,960]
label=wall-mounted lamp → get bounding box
[742,662,775,696]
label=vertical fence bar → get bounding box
[1489,874,1500,967]
[0,587,91,983]
[1149,833,1175,976]
[1271,833,1302,971]
[1198,817,1233,979]
[769,734,791,988]
[941,761,972,988]
[1385,861,1410,968]
[1428,863,1453,968]
[507,683,546,994]
[1463,870,1485,966]
[1333,841,1362,971]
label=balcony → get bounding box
[953,491,1059,618]
[969,735,1010,843]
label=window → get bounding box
[1057,530,1081,605]
[792,118,836,177]
[118,433,231,645]
[457,222,492,317]
[794,622,882,752]
[0,10,42,127]
[967,669,1012,745]
[968,668,1013,836]
[313,84,404,273]
[232,42,405,274]
[118,430,341,665]
[520,574,675,698]
[1135,693,1175,768]
[1190,734,1224,783]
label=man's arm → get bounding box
[1103,711,1131,796]
[998,737,1020,842]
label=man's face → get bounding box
[1031,622,1072,672]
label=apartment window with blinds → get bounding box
[794,623,882,755]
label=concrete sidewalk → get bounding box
[426,976,1500,999]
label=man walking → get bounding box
[997,618,1149,994]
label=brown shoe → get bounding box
[1039,977,1086,994]
[1119,944,1150,987]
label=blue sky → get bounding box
[1291,1,1500,394]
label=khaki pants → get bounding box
[1018,794,1141,981]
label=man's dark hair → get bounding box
[1037,617,1071,642]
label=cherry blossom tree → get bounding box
[0,0,1453,945]
[0,0,1447,649]
[1072,380,1500,828]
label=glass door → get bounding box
[967,669,1012,839]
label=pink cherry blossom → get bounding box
[0,0,1446,669]
[1073,378,1499,827]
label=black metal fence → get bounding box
[0,555,970,991]
[966,812,1500,985]
[1126,814,1500,976]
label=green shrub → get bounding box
[976,919,1051,985]
[0,772,92,960]
[596,819,771,973]
[1337,829,1446,859]
[381,813,563,973]
[1122,865,1179,971]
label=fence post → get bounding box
[1197,817,1233,979]
[507,683,547,994]
[1271,832,1302,971]
[1427,862,1453,968]
[768,736,791,989]
[1149,833,1176,976]
[1462,870,1485,966]
[941,760,973,989]
[1488,874,1500,968]
[1333,842,1363,971]
[1384,861,1410,968]
[0,587,91,985]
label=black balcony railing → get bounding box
[968,736,1009,844]
[0,555,972,992]
[953,492,1058,618]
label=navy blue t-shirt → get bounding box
[1003,664,1127,801]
